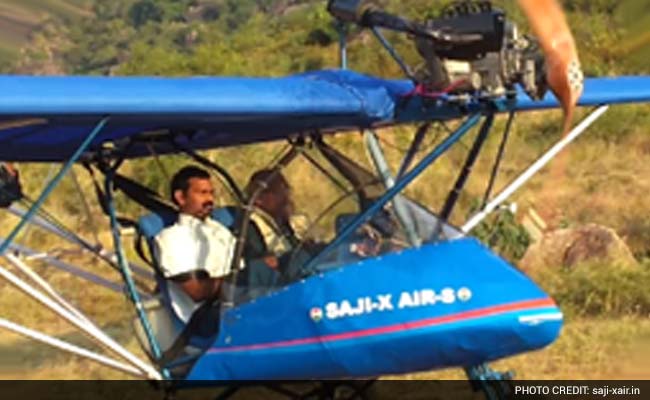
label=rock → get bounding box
[519,223,638,271]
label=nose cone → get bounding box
[514,301,564,351]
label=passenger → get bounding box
[245,169,299,259]
[245,168,382,280]
[154,166,235,334]
[245,169,321,280]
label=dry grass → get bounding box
[398,317,650,381]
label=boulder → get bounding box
[519,223,638,271]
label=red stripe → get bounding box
[208,298,557,354]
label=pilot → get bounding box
[154,166,236,334]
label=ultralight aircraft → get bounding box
[0,0,649,399]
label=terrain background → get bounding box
[0,0,649,384]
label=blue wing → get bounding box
[0,70,649,161]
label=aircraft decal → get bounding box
[319,287,472,321]
[210,298,557,354]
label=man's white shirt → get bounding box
[154,213,236,322]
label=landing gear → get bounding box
[465,363,515,400]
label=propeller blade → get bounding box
[518,0,584,134]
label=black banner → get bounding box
[0,380,648,400]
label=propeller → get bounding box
[518,0,584,134]
[517,0,584,227]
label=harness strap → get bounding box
[482,111,515,209]
[85,163,175,217]
[134,231,156,271]
[112,174,175,216]
[83,163,110,216]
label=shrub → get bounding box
[532,263,650,317]
[469,200,531,262]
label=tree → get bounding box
[128,0,164,28]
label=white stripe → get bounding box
[518,312,564,325]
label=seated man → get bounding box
[245,169,324,280]
[245,169,386,280]
[245,169,300,260]
[154,166,236,335]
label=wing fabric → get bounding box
[0,71,649,162]
[0,72,400,162]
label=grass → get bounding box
[398,317,650,381]
[531,263,650,318]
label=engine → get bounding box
[327,0,548,100]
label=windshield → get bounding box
[280,139,463,276]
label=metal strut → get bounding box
[2,239,146,298]
[0,118,162,380]
[0,118,109,255]
[5,253,91,325]
[305,113,482,272]
[396,122,431,180]
[364,129,421,246]
[0,262,161,379]
[104,164,169,379]
[6,203,154,282]
[299,150,349,194]
[371,26,417,81]
[432,113,494,241]
[0,318,146,378]
[462,105,610,233]
[482,111,515,209]
[338,21,348,70]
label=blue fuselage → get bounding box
[185,237,562,380]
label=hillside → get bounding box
[0,0,650,75]
[0,0,91,68]
[614,0,650,72]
